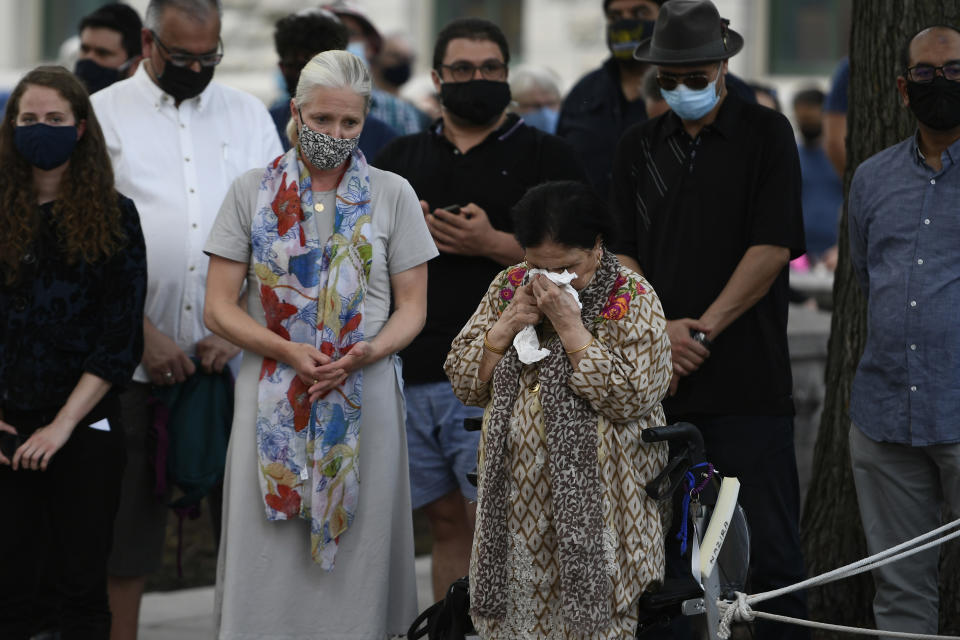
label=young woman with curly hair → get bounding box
[0,66,147,638]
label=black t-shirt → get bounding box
[374,114,585,384]
[611,94,805,418]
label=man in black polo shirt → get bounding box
[375,17,583,601]
[611,2,807,637]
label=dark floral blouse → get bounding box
[0,194,147,413]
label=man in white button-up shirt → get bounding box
[90,1,281,636]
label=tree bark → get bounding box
[801,2,960,637]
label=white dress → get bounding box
[204,166,438,639]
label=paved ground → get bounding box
[139,556,435,639]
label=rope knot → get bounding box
[717,591,754,639]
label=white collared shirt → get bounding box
[92,64,282,381]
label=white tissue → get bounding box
[513,269,581,364]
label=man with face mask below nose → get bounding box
[611,2,808,638]
[90,1,281,638]
[74,3,143,95]
[847,25,960,637]
[374,17,584,602]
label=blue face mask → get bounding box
[521,106,559,134]
[346,40,368,68]
[14,123,79,170]
[661,72,722,122]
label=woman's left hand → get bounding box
[308,341,373,402]
[11,417,75,472]
[531,274,583,332]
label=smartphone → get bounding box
[441,204,463,214]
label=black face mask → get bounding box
[607,18,656,62]
[156,60,214,102]
[799,124,822,143]
[440,79,511,126]
[382,61,412,87]
[14,123,79,170]
[906,77,960,131]
[74,58,123,94]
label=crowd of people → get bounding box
[0,0,958,639]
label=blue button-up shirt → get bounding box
[848,134,960,445]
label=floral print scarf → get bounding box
[473,249,624,633]
[251,146,372,569]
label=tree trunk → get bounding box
[801,2,960,637]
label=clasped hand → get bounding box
[289,341,372,404]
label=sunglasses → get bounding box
[656,64,723,91]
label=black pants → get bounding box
[652,415,810,640]
[0,396,126,639]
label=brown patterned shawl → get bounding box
[472,248,621,634]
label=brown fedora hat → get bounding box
[633,0,743,65]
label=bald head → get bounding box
[902,25,960,70]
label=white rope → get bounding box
[749,516,960,606]
[717,606,960,640]
[713,515,960,639]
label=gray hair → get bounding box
[145,0,221,31]
[509,65,561,103]
[285,50,371,146]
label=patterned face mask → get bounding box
[297,109,360,170]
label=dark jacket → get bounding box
[558,58,649,199]
[0,195,147,412]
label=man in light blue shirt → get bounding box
[847,25,960,637]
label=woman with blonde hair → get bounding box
[204,50,437,638]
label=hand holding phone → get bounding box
[689,329,713,350]
[441,204,463,215]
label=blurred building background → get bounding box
[0,0,851,120]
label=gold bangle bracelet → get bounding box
[483,330,507,355]
[565,335,594,355]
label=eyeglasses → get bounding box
[439,60,507,82]
[656,64,722,91]
[151,30,223,68]
[905,61,960,83]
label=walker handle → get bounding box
[642,422,706,465]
